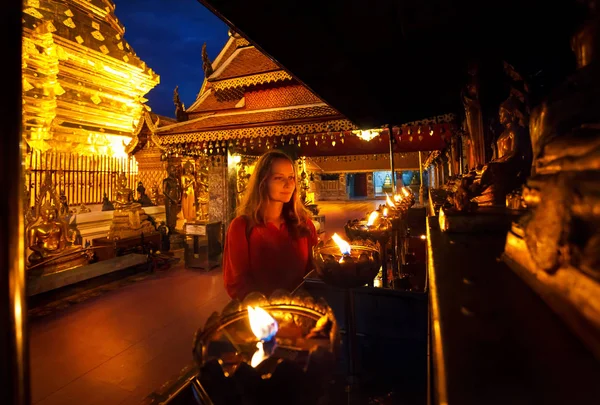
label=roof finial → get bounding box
[202,43,214,78]
[173,85,187,122]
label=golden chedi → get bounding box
[22,0,159,156]
[108,173,155,239]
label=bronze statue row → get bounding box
[441,3,600,283]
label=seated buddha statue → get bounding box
[114,173,140,211]
[27,203,90,273]
[108,173,155,240]
[472,94,533,206]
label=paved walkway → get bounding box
[29,258,230,405]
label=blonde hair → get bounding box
[236,150,311,237]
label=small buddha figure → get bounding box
[181,162,196,221]
[59,190,69,217]
[136,181,154,207]
[27,203,77,266]
[102,192,115,211]
[114,173,139,211]
[149,183,160,206]
[78,204,91,214]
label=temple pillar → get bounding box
[208,156,227,224]
[225,151,238,228]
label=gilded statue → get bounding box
[472,89,532,206]
[518,6,600,279]
[181,161,196,221]
[28,203,76,265]
[163,163,182,232]
[236,163,251,206]
[26,175,91,273]
[114,172,135,209]
[108,174,155,239]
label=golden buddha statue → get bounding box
[26,176,91,274]
[28,203,76,264]
[181,161,196,221]
[114,172,137,210]
[108,172,155,239]
[472,90,532,206]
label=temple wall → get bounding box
[135,146,167,204]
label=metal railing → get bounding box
[25,151,138,207]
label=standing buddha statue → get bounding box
[181,161,196,222]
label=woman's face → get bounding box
[266,158,295,203]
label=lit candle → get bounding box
[247,306,278,368]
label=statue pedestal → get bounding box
[503,224,600,360]
[439,206,522,233]
[92,232,161,261]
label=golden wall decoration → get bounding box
[22,0,159,157]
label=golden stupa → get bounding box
[22,0,160,157]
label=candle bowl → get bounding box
[313,237,381,288]
[345,217,392,243]
[192,289,339,405]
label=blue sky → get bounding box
[114,0,229,117]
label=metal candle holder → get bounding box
[312,237,381,289]
[192,290,339,405]
[344,216,392,287]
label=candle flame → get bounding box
[385,193,395,208]
[383,207,389,217]
[402,187,411,197]
[394,194,402,203]
[367,211,379,226]
[332,233,352,255]
[247,306,278,341]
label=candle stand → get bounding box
[190,290,339,405]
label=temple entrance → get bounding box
[353,172,368,198]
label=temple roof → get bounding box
[156,103,346,139]
[209,46,280,81]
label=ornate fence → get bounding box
[25,151,138,207]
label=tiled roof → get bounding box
[209,46,280,82]
[245,84,322,109]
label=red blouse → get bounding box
[222,216,318,300]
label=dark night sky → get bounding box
[114,0,229,118]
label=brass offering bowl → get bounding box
[312,237,381,288]
[192,290,339,405]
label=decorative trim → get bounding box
[156,118,356,144]
[212,70,293,92]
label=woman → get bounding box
[223,150,318,300]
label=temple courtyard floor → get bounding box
[28,200,383,405]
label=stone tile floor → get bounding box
[28,252,230,405]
